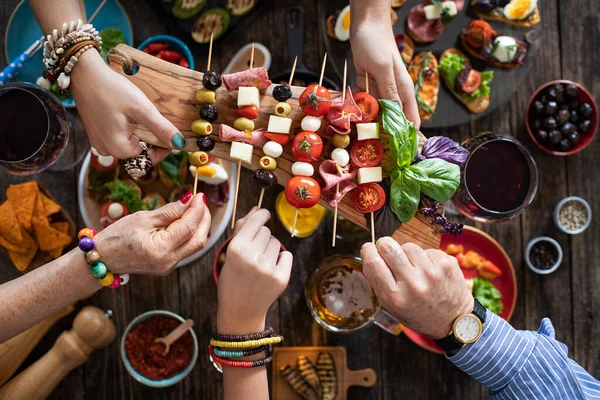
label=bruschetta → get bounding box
[406,0,464,43]
[408,52,439,121]
[471,0,541,28]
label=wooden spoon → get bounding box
[154,319,194,356]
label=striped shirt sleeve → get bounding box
[447,310,600,399]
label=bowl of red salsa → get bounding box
[121,310,198,387]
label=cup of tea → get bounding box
[304,255,403,335]
[452,132,539,223]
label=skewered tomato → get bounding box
[292,132,323,162]
[464,20,493,49]
[285,176,321,209]
[354,92,380,123]
[91,153,119,172]
[299,84,331,117]
[353,183,385,213]
[350,139,384,167]
[460,70,482,93]
[100,201,130,228]
[235,105,259,120]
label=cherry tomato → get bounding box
[299,84,331,117]
[292,132,323,162]
[353,183,385,213]
[350,139,384,168]
[141,47,150,54]
[235,105,260,120]
[285,176,321,208]
[265,132,290,146]
[146,43,169,53]
[460,70,482,93]
[100,201,129,228]
[179,58,190,68]
[464,20,493,49]
[354,92,380,123]
[90,153,119,172]
[156,50,182,63]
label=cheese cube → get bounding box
[237,86,260,108]
[267,115,292,134]
[357,123,380,141]
[230,141,254,164]
[358,167,383,185]
[423,1,457,20]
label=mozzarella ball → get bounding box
[263,140,283,158]
[301,116,322,132]
[108,202,124,219]
[292,162,314,177]
[331,148,350,167]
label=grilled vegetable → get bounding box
[296,356,322,399]
[172,0,206,19]
[227,0,256,16]
[280,365,319,400]
[316,352,337,400]
[192,8,230,43]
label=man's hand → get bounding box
[361,238,474,339]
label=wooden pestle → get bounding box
[0,306,116,400]
[0,304,75,386]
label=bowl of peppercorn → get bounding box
[525,237,563,275]
[526,80,597,156]
[554,196,592,235]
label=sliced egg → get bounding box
[491,36,518,63]
[503,0,537,20]
[189,162,229,185]
[334,5,351,42]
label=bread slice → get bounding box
[326,14,337,40]
[392,0,407,8]
[459,34,525,70]
[439,49,490,113]
[401,35,415,64]
[471,0,541,27]
[408,52,439,121]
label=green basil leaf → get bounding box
[408,158,460,203]
[379,99,419,168]
[390,168,421,223]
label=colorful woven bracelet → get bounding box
[209,335,283,350]
[78,228,129,289]
[213,327,274,342]
[209,345,273,369]
[213,344,271,359]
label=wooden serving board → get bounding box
[108,44,440,249]
[272,346,376,400]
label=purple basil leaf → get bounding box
[421,136,468,166]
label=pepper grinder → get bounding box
[0,306,116,400]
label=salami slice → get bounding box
[222,67,272,92]
[407,4,445,43]
[219,125,269,148]
[319,160,358,208]
[325,89,363,135]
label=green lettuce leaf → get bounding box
[473,277,503,315]
[379,99,419,168]
[390,168,421,223]
[409,158,460,203]
[439,53,494,102]
[104,179,144,212]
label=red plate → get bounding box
[403,226,518,354]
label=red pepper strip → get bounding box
[156,50,182,63]
[141,47,150,53]
[179,58,190,68]
[146,43,169,53]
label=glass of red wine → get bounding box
[0,82,69,176]
[453,132,539,223]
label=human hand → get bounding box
[70,51,184,163]
[361,238,473,339]
[217,209,293,334]
[350,12,420,128]
[94,192,211,276]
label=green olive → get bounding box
[233,117,255,131]
[259,156,277,170]
[274,102,291,117]
[332,133,350,149]
[196,89,216,104]
[191,119,213,136]
[190,151,209,167]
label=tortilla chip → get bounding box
[8,243,38,272]
[0,201,23,244]
[19,226,38,250]
[34,193,47,218]
[0,234,27,253]
[32,218,72,251]
[7,182,39,232]
[47,222,70,259]
[40,193,61,216]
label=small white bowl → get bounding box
[525,237,563,275]
[554,196,592,235]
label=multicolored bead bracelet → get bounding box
[212,344,270,359]
[209,345,274,369]
[209,335,283,350]
[213,327,274,342]
[78,228,129,289]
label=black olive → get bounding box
[545,101,558,116]
[579,102,593,118]
[200,104,218,122]
[533,100,545,116]
[569,110,579,124]
[547,89,559,102]
[539,95,549,105]
[543,117,558,130]
[252,169,277,188]
[202,71,222,91]
[567,131,581,146]
[196,135,215,152]
[273,84,293,102]
[559,103,570,111]
[579,119,592,133]
[556,109,570,125]
[560,122,576,136]
[531,119,541,131]
[559,138,572,152]
[473,0,495,13]
[536,130,548,142]
[550,83,565,96]
[495,0,510,6]
[565,83,579,99]
[569,100,579,110]
[548,130,562,145]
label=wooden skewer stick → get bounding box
[249,42,255,69]
[291,208,299,238]
[365,70,370,94]
[332,60,347,247]
[365,71,376,244]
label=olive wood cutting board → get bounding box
[272,346,377,400]
[108,44,440,249]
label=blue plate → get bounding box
[5,0,133,107]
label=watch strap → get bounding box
[434,299,487,353]
[472,298,487,323]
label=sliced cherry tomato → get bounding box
[179,58,190,68]
[265,132,290,146]
[235,105,260,120]
[90,153,119,172]
[285,176,321,209]
[299,84,331,117]
[460,70,482,93]
[146,43,170,53]
[354,92,380,123]
[464,20,493,49]
[100,201,129,228]
[350,139,384,167]
[292,132,323,162]
[156,50,182,63]
[353,183,385,213]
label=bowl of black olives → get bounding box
[526,80,597,156]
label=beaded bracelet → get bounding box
[213,327,274,342]
[78,228,129,289]
[213,344,270,359]
[209,345,274,368]
[209,335,283,350]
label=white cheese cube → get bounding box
[357,167,383,185]
[291,162,314,177]
[267,115,292,134]
[230,141,254,164]
[237,86,260,108]
[424,1,457,20]
[357,123,380,141]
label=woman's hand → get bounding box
[70,51,185,163]
[217,209,293,334]
[94,192,211,276]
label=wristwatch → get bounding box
[434,299,487,353]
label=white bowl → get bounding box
[77,152,236,267]
[554,196,592,235]
[524,237,563,275]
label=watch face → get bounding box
[454,315,482,343]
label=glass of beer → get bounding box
[305,255,402,335]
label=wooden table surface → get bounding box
[0,0,598,399]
